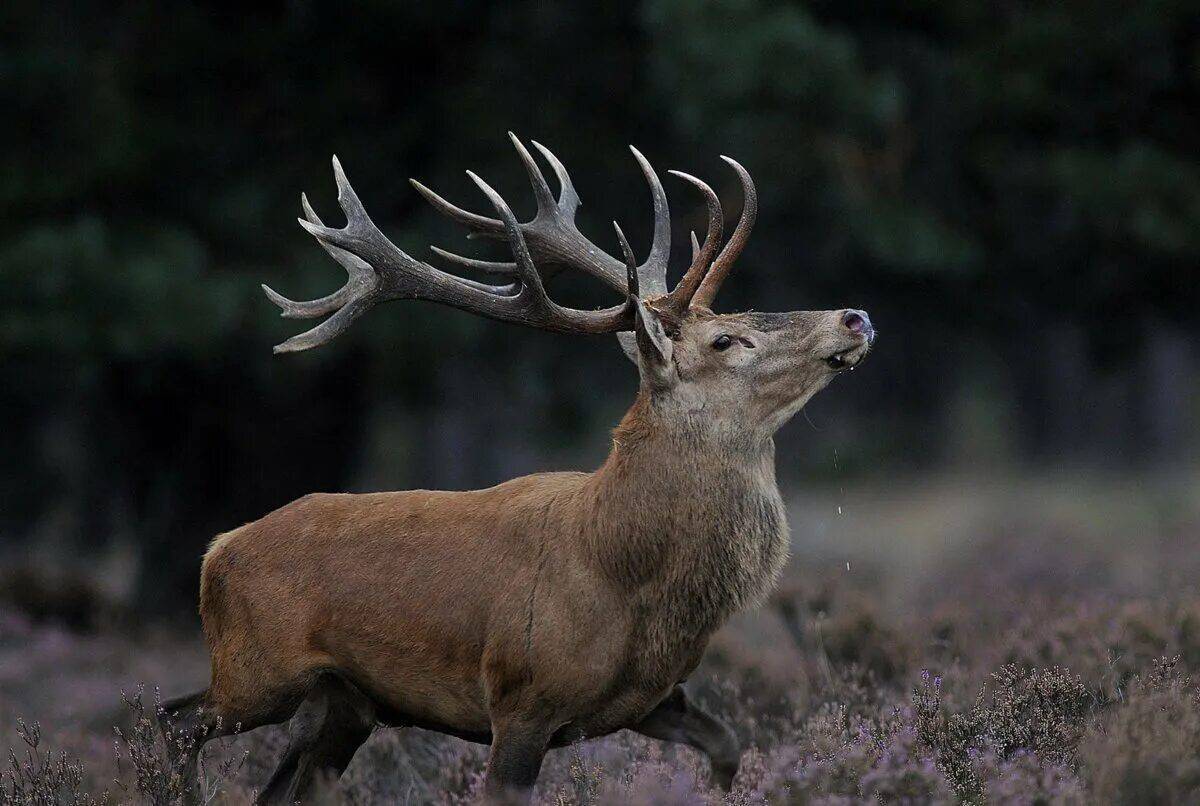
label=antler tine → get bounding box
[508,132,557,215]
[429,246,517,276]
[301,192,322,228]
[409,178,504,236]
[271,292,380,354]
[465,171,545,297]
[330,156,370,226]
[612,221,639,300]
[661,170,723,315]
[690,231,701,262]
[691,156,757,310]
[628,146,672,297]
[530,140,580,218]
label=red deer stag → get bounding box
[163,134,874,804]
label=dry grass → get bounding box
[3,472,1200,804]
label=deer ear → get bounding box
[616,301,675,373]
[631,300,674,379]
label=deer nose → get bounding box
[842,309,873,340]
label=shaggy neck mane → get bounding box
[582,390,787,602]
[573,391,790,672]
[596,394,776,505]
[607,389,773,455]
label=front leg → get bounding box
[483,716,553,804]
[628,685,740,790]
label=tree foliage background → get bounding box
[3,0,1198,613]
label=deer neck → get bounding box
[583,392,790,632]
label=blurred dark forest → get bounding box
[3,0,1198,616]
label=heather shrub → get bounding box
[1,689,252,806]
[981,665,1091,765]
[1,719,107,806]
[1080,657,1200,804]
[747,703,950,804]
[991,599,1200,704]
[857,723,949,805]
[974,750,1085,805]
[912,665,1092,802]
[912,672,983,800]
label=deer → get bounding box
[161,133,874,804]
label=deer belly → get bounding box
[308,614,493,734]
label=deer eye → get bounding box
[711,334,734,351]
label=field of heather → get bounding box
[3,472,1199,804]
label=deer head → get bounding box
[263,134,874,439]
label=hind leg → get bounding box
[159,689,238,806]
[161,683,312,806]
[257,674,376,805]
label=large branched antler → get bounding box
[262,157,639,353]
[263,136,758,353]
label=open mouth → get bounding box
[824,343,870,370]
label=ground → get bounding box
[2,471,1199,804]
